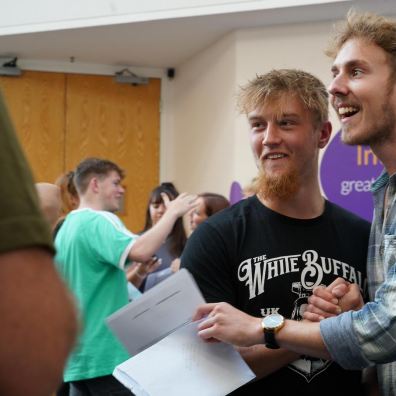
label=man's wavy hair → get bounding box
[326,10,396,82]
[237,69,328,129]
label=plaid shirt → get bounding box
[321,171,396,396]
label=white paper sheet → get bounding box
[113,320,256,396]
[106,269,205,356]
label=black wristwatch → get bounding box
[261,313,285,349]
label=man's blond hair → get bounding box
[237,69,328,128]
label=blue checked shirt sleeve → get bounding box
[352,263,396,364]
[320,311,372,369]
[322,172,396,394]
[320,260,396,369]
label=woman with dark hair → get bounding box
[190,193,230,232]
[128,182,187,292]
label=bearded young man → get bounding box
[192,11,396,396]
[181,69,370,395]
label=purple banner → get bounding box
[320,131,383,222]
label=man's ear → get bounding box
[90,177,100,193]
[318,121,332,149]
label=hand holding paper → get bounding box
[107,269,255,395]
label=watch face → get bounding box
[263,313,284,330]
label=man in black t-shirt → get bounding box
[181,69,370,395]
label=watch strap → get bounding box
[264,329,280,349]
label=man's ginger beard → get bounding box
[256,164,300,200]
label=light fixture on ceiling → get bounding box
[0,57,22,77]
[114,68,148,86]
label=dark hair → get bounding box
[199,193,230,217]
[143,182,187,257]
[74,158,125,195]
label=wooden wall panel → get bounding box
[65,75,160,232]
[0,71,65,182]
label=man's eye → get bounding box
[351,69,363,77]
[251,122,265,129]
[279,120,294,128]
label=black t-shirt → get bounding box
[181,196,371,396]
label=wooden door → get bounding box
[0,71,66,182]
[65,74,160,232]
[0,71,160,232]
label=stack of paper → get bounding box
[107,269,255,395]
[114,320,255,396]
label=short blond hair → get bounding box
[237,69,328,128]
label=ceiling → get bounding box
[0,0,394,70]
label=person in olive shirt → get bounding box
[0,92,78,396]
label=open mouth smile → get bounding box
[264,153,287,160]
[338,106,360,119]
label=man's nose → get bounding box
[328,73,348,97]
[262,123,281,146]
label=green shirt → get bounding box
[0,92,53,253]
[55,208,137,381]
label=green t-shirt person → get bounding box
[55,208,137,381]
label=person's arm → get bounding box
[0,91,78,395]
[0,248,78,396]
[305,271,396,369]
[129,193,197,262]
[193,303,306,378]
[194,302,331,359]
[194,278,368,368]
[126,257,161,287]
[238,346,300,378]
[276,320,330,359]
[320,263,396,369]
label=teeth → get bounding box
[338,106,358,115]
[267,154,285,159]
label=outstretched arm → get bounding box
[0,248,78,396]
[129,193,197,262]
[194,302,331,360]
[194,302,264,346]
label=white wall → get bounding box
[171,33,237,194]
[171,19,341,196]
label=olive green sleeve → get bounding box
[0,91,54,254]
